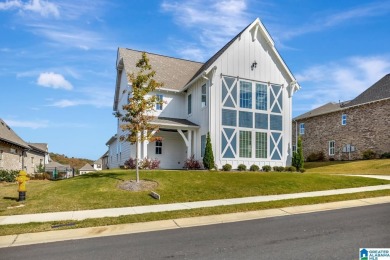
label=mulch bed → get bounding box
[118,180,158,192]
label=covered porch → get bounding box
[140,117,199,169]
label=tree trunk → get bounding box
[136,139,139,183]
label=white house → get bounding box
[107,18,300,169]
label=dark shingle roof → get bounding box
[152,117,199,128]
[79,163,95,171]
[118,48,203,91]
[28,143,48,153]
[344,74,390,107]
[0,118,29,149]
[293,102,343,120]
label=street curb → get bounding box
[1,196,389,248]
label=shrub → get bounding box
[222,164,232,171]
[299,168,306,173]
[273,166,285,172]
[29,173,50,180]
[0,170,18,182]
[141,157,160,170]
[262,165,271,172]
[124,158,137,169]
[306,151,326,162]
[237,164,246,171]
[249,164,259,171]
[203,132,215,170]
[286,166,297,172]
[380,152,390,159]
[292,136,304,170]
[184,155,202,170]
[362,149,376,160]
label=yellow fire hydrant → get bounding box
[16,170,29,201]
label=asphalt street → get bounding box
[1,203,389,259]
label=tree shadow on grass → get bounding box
[78,172,126,182]
[3,197,18,201]
[305,161,353,170]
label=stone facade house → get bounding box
[0,119,49,174]
[292,74,390,160]
[107,18,300,169]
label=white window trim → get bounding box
[329,140,335,156]
[341,114,347,125]
[299,123,305,135]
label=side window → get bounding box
[188,94,192,115]
[329,141,335,156]
[341,114,347,125]
[201,84,206,107]
[156,141,162,154]
[201,135,206,157]
[156,94,163,110]
[299,123,305,135]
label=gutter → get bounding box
[181,66,217,92]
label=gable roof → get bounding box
[294,74,390,120]
[28,143,48,153]
[0,118,29,149]
[79,163,95,171]
[45,161,71,171]
[344,74,390,107]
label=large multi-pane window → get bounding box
[255,83,267,110]
[156,94,163,110]
[239,111,253,128]
[239,131,252,158]
[256,132,267,158]
[188,94,192,115]
[240,81,252,108]
[329,141,335,156]
[222,109,237,126]
[201,84,207,107]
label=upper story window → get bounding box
[188,94,192,115]
[155,141,162,154]
[156,94,163,110]
[240,81,252,109]
[201,84,207,107]
[255,83,267,110]
[341,114,347,125]
[299,123,305,135]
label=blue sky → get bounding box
[1,0,389,160]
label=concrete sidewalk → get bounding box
[1,196,390,248]
[1,182,390,225]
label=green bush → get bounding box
[222,164,232,171]
[380,152,390,159]
[249,164,259,171]
[306,151,326,162]
[29,172,50,180]
[203,132,215,170]
[273,166,285,172]
[262,165,271,172]
[286,166,297,172]
[237,164,246,171]
[362,149,376,160]
[299,168,306,173]
[0,170,19,182]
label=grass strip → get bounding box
[1,189,389,237]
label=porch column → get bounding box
[188,130,192,157]
[178,129,191,158]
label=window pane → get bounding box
[256,132,267,158]
[201,135,206,157]
[222,109,237,126]
[188,94,192,114]
[239,131,252,158]
[156,94,163,110]
[300,123,305,134]
[256,83,267,110]
[201,84,206,107]
[240,81,252,108]
[156,141,162,154]
[270,115,282,131]
[239,111,253,128]
[255,113,268,129]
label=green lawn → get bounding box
[1,169,389,216]
[305,159,390,175]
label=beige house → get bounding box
[293,74,390,160]
[79,163,96,175]
[0,119,48,174]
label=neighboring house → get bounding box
[93,158,103,171]
[45,161,73,179]
[101,151,109,170]
[107,18,300,169]
[79,163,96,175]
[0,118,48,175]
[292,74,390,160]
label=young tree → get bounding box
[120,52,163,182]
[203,132,215,170]
[292,136,304,171]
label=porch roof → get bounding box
[152,117,199,129]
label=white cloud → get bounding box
[0,0,59,17]
[161,0,250,61]
[37,72,73,90]
[4,118,49,129]
[295,55,390,110]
